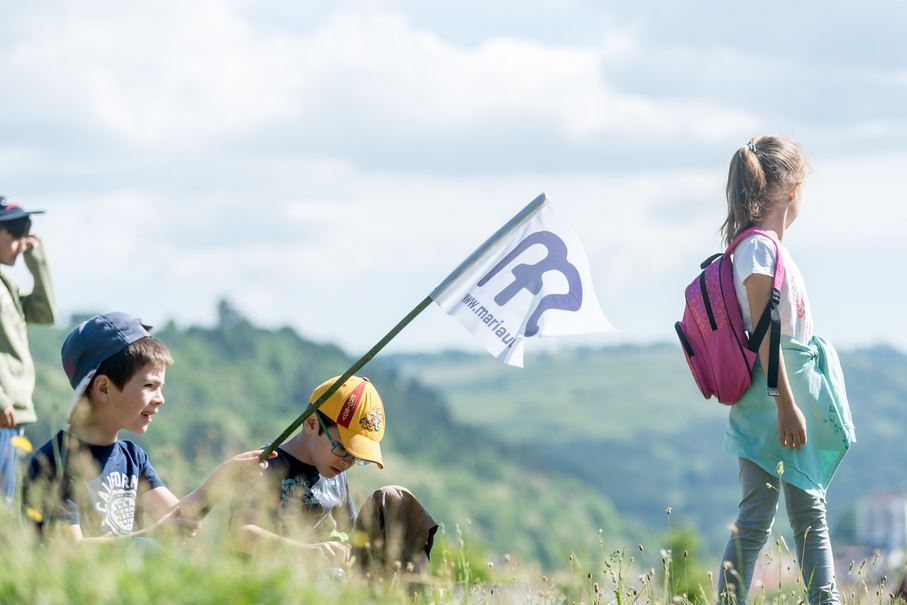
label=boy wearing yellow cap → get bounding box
[230,375,437,574]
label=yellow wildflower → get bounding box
[10,435,33,455]
[25,507,44,523]
[350,530,370,548]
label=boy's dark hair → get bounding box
[0,216,32,239]
[316,410,336,435]
[88,336,173,392]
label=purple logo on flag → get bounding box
[477,230,582,336]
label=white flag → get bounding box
[431,193,614,367]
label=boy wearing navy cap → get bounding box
[0,196,55,506]
[22,312,272,542]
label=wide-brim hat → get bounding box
[311,375,385,468]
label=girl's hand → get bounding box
[777,401,807,449]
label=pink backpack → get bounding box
[674,228,785,404]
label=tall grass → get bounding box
[2,436,904,605]
[2,503,904,605]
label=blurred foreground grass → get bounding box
[2,505,904,605]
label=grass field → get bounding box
[9,319,906,602]
[2,503,903,605]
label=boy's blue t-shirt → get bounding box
[24,430,164,536]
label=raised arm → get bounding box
[20,236,56,324]
[173,449,274,521]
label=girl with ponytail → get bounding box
[715,136,855,605]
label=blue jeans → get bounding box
[717,458,839,605]
[0,427,23,505]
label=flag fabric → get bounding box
[431,193,614,367]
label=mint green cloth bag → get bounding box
[723,335,856,496]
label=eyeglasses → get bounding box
[316,413,370,466]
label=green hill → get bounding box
[24,303,638,569]
[387,342,907,550]
[29,305,897,563]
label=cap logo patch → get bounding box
[336,381,368,428]
[359,410,383,433]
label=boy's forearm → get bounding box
[178,450,271,520]
[233,524,291,554]
[60,523,160,545]
[72,531,149,544]
[177,462,235,520]
[232,523,324,557]
[175,486,212,521]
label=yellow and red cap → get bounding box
[311,376,385,468]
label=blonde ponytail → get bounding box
[722,135,809,245]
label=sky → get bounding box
[2,0,905,358]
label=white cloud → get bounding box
[2,1,298,142]
[1,2,905,355]
[1,3,759,147]
[8,143,905,354]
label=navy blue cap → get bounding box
[0,196,45,222]
[61,312,152,391]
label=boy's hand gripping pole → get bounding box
[259,296,433,461]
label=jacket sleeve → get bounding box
[20,241,56,325]
[0,386,13,411]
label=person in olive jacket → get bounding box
[0,196,55,506]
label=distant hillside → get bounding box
[25,303,638,568]
[387,342,907,549]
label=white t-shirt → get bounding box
[732,234,813,344]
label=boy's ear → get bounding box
[303,415,318,433]
[92,375,111,400]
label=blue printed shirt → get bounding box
[24,430,164,536]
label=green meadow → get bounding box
[388,343,907,550]
[2,304,904,603]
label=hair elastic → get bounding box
[746,140,757,153]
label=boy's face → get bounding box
[0,228,28,266]
[305,417,355,478]
[98,363,167,434]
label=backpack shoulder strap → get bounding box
[729,228,785,397]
